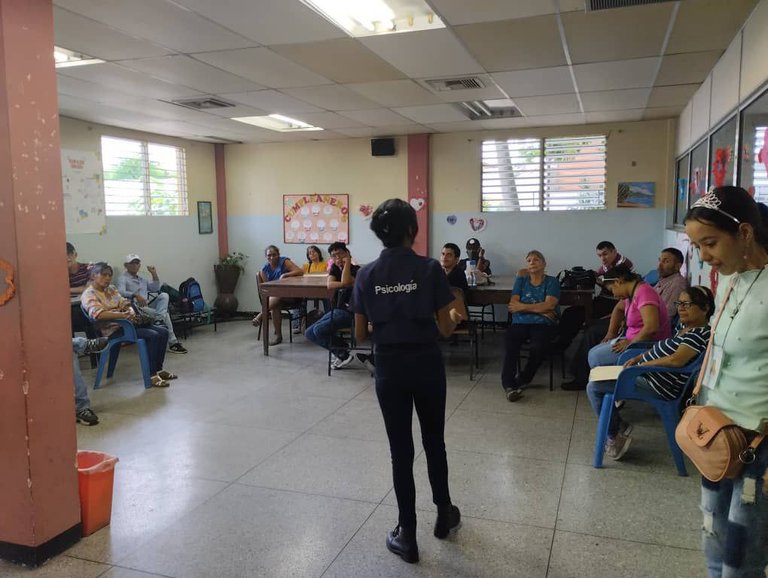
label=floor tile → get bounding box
[444,409,572,462]
[547,530,706,577]
[384,449,565,528]
[118,484,375,578]
[456,380,579,420]
[324,504,552,578]
[240,434,393,502]
[556,464,701,550]
[0,556,107,578]
[308,399,389,442]
[98,568,167,578]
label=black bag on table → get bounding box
[558,267,597,290]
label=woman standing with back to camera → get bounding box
[352,198,463,564]
[684,186,768,578]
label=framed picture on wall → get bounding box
[709,115,737,189]
[675,154,690,225]
[198,201,213,234]
[689,140,708,208]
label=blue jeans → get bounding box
[700,441,768,578]
[304,309,353,352]
[72,337,90,411]
[587,340,622,369]
[586,376,658,437]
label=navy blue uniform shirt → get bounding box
[352,247,454,345]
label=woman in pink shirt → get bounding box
[587,265,671,370]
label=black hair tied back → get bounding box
[371,199,418,248]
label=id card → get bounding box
[702,345,724,390]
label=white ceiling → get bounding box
[52,0,759,144]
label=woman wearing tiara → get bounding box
[684,186,768,578]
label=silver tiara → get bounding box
[691,189,740,225]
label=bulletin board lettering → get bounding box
[283,194,349,245]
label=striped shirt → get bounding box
[69,263,90,289]
[640,326,710,400]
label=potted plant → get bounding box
[214,252,248,314]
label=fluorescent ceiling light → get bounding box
[300,0,444,37]
[231,114,324,132]
[54,46,104,68]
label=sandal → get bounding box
[157,370,178,380]
[269,335,283,346]
[150,375,170,388]
[252,315,262,328]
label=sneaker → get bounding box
[168,343,188,354]
[505,388,523,402]
[356,353,375,375]
[605,433,632,460]
[330,353,341,367]
[83,337,109,355]
[334,352,355,370]
[75,408,99,426]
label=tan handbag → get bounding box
[674,281,764,482]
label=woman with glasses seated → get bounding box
[252,245,303,345]
[586,286,714,460]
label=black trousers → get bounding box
[375,343,451,528]
[568,318,611,384]
[501,323,557,389]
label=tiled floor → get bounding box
[1,321,707,577]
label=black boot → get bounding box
[434,504,461,539]
[386,525,419,563]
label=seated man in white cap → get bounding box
[116,254,187,354]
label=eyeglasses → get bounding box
[674,301,694,309]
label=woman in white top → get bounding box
[684,186,768,578]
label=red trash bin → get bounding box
[76,450,119,536]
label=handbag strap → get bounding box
[691,279,735,399]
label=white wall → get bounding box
[61,118,220,304]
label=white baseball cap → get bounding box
[125,254,141,263]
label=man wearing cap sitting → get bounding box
[116,254,187,354]
[459,238,492,275]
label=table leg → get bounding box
[263,299,270,356]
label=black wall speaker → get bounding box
[371,138,395,157]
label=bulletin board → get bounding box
[61,149,105,234]
[283,194,349,244]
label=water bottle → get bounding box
[467,259,477,287]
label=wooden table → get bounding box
[467,276,595,319]
[259,275,334,355]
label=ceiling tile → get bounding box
[121,55,264,94]
[478,117,534,129]
[193,48,332,89]
[562,4,673,65]
[57,74,135,104]
[345,80,441,107]
[655,51,721,87]
[171,0,345,45]
[54,0,255,53]
[285,111,365,129]
[334,125,429,137]
[584,110,644,124]
[221,90,324,114]
[57,63,204,100]
[454,15,566,72]
[580,88,651,112]
[54,7,172,60]
[643,106,685,120]
[361,29,483,78]
[336,109,411,127]
[666,0,758,54]
[428,0,582,25]
[492,66,574,98]
[282,85,381,111]
[646,84,699,108]
[740,0,768,98]
[271,39,405,84]
[514,93,581,116]
[425,121,481,132]
[573,57,660,92]
[524,113,585,127]
[393,104,468,124]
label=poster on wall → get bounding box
[617,182,655,208]
[283,194,349,245]
[61,149,105,235]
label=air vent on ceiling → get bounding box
[586,0,674,10]
[169,97,236,111]
[457,100,522,121]
[423,76,486,92]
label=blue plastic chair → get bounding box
[85,315,153,390]
[643,269,659,286]
[592,351,703,476]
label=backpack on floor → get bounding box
[178,277,206,313]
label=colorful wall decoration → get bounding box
[283,194,349,245]
[61,149,106,235]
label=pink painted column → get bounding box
[407,134,430,256]
[214,143,229,258]
[0,0,81,565]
